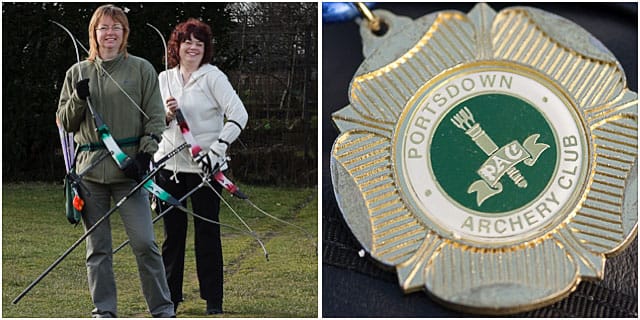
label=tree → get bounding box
[2,2,317,186]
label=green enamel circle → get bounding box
[430,93,557,214]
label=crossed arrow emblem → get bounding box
[451,107,549,206]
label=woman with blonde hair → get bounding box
[56,4,174,317]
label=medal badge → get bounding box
[328,3,637,314]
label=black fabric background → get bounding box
[322,3,638,317]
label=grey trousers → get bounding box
[80,180,174,317]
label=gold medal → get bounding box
[328,3,637,315]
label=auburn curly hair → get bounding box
[167,18,213,68]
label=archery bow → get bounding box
[146,22,267,241]
[65,149,112,224]
[201,175,316,244]
[112,169,268,257]
[12,142,189,305]
[51,20,181,207]
[57,116,84,223]
[112,178,206,254]
[56,117,75,172]
[146,22,315,244]
[66,23,269,259]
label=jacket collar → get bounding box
[173,63,216,83]
[95,52,125,74]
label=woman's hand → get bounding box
[165,96,178,123]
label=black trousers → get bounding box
[156,169,223,308]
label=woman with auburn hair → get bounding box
[154,18,248,315]
[56,4,174,317]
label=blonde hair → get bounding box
[88,4,129,61]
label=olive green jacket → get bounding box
[57,53,165,184]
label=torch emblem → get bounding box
[451,107,549,206]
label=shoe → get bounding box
[205,301,223,315]
[206,308,223,315]
[92,309,116,318]
[173,297,184,314]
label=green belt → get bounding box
[78,137,140,152]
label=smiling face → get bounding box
[167,18,213,68]
[87,5,129,61]
[95,16,124,53]
[178,34,205,66]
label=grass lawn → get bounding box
[2,182,318,318]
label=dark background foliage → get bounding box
[2,2,317,186]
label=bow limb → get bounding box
[244,198,316,249]
[146,23,173,98]
[56,120,75,173]
[145,23,169,71]
[11,143,186,305]
[51,20,82,78]
[210,168,315,247]
[113,177,269,262]
[175,202,269,261]
[144,24,268,258]
[113,183,199,254]
[112,179,203,254]
[201,171,255,233]
[150,64,255,233]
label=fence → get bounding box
[2,2,317,187]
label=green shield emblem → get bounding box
[431,94,557,213]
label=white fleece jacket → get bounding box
[155,64,248,173]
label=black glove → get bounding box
[76,79,90,101]
[122,152,151,182]
[195,150,223,175]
